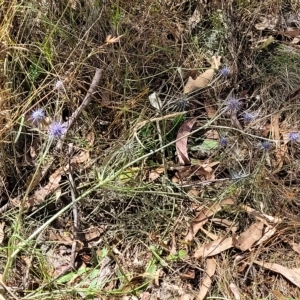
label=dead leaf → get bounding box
[179,294,193,300]
[229,283,241,300]
[234,221,264,251]
[86,131,95,146]
[277,28,300,37]
[105,34,124,44]
[196,258,216,300]
[194,237,233,258]
[188,9,200,29]
[175,165,213,181]
[290,242,300,255]
[256,225,276,246]
[184,56,221,94]
[254,260,300,288]
[25,169,43,193]
[255,15,278,30]
[271,289,289,299]
[176,118,196,165]
[70,150,90,164]
[204,100,217,118]
[148,167,164,182]
[185,198,234,242]
[27,168,63,207]
[180,269,195,280]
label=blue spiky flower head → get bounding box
[260,141,271,151]
[30,108,45,123]
[220,137,228,147]
[49,122,66,138]
[289,132,300,142]
[243,112,256,123]
[220,66,230,76]
[225,97,241,112]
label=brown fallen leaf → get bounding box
[188,8,201,29]
[196,258,216,300]
[27,168,63,207]
[204,100,217,118]
[184,56,221,94]
[229,283,241,300]
[290,242,300,255]
[254,260,300,288]
[194,237,233,258]
[185,198,234,242]
[234,221,264,251]
[176,118,197,165]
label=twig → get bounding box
[68,143,78,268]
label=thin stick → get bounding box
[68,143,78,268]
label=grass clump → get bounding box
[1,0,300,299]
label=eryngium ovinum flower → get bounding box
[288,132,300,142]
[220,67,230,76]
[243,112,256,123]
[49,122,66,139]
[225,97,241,112]
[30,108,45,123]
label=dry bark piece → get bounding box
[185,198,234,242]
[176,118,197,165]
[234,221,264,251]
[196,258,216,300]
[194,236,233,258]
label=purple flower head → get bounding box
[30,108,45,123]
[288,132,300,142]
[243,112,256,123]
[220,137,228,147]
[220,67,230,76]
[225,97,241,112]
[49,122,66,138]
[260,141,271,151]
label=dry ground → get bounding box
[1,0,300,299]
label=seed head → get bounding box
[49,122,66,138]
[220,67,230,76]
[289,132,300,142]
[225,97,241,112]
[30,108,45,122]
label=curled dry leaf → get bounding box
[105,34,124,44]
[254,260,300,288]
[196,258,216,300]
[184,56,221,94]
[176,118,197,165]
[194,236,233,258]
[185,198,234,242]
[234,221,264,251]
[255,15,278,30]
